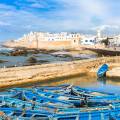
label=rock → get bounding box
[0,52,9,56]
[0,60,8,63]
[38,60,49,63]
[10,49,28,56]
[27,56,37,63]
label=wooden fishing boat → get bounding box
[0,97,52,111]
[1,106,120,120]
[0,107,53,120]
[35,84,72,94]
[71,86,120,106]
[2,84,120,120]
[88,95,120,106]
[53,105,120,120]
[23,91,74,108]
[35,88,82,107]
[97,64,108,78]
[0,90,21,98]
[33,84,70,90]
[71,86,113,97]
[35,88,80,99]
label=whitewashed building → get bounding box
[18,32,81,42]
[109,35,120,47]
[80,36,96,45]
[4,32,82,49]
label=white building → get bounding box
[109,35,120,47]
[4,32,82,49]
[80,36,96,45]
[18,32,81,42]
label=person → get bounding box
[80,100,85,107]
[80,96,88,107]
[84,96,88,105]
[32,97,36,110]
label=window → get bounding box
[74,40,76,43]
[90,40,93,42]
[85,40,88,42]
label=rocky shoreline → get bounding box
[0,47,97,68]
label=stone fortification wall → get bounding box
[4,40,72,50]
[37,41,71,49]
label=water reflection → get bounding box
[34,75,120,95]
[97,77,106,85]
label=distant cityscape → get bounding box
[4,29,120,50]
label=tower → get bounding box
[97,29,101,38]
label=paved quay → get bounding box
[0,56,120,89]
[107,65,120,78]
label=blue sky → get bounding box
[0,0,120,41]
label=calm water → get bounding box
[35,75,120,95]
[0,47,120,94]
[0,47,97,67]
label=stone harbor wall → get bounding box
[0,56,120,89]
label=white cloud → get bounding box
[30,3,44,8]
[92,25,120,31]
[0,21,11,26]
[0,0,120,40]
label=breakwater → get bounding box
[0,56,120,89]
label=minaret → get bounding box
[96,29,102,42]
[36,33,38,49]
[97,29,101,38]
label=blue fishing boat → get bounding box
[34,84,70,90]
[71,86,111,97]
[97,64,109,78]
[2,84,120,120]
[0,90,21,98]
[53,105,120,120]
[89,95,120,103]
[0,107,53,120]
[35,89,82,107]
[23,91,74,108]
[0,96,55,111]
[35,84,72,94]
